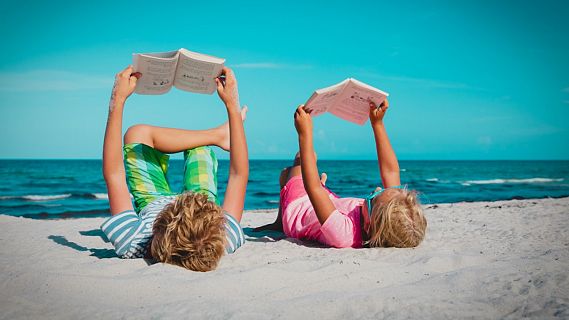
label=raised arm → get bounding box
[216,67,249,222]
[294,106,336,225]
[369,99,401,188]
[103,66,140,214]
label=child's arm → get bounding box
[369,99,401,188]
[294,106,336,225]
[216,67,248,222]
[103,66,140,215]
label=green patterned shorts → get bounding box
[123,143,219,213]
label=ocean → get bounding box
[0,160,568,219]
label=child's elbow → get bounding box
[102,163,114,181]
[229,171,248,184]
[306,183,326,196]
[229,162,249,180]
[381,171,400,182]
[103,170,124,187]
[102,169,113,183]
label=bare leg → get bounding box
[123,107,247,153]
[281,151,326,186]
[284,152,303,182]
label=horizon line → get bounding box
[1,158,568,161]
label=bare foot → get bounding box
[216,106,248,151]
[254,207,283,232]
[320,172,327,185]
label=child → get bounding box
[101,65,248,271]
[257,100,426,248]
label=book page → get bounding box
[132,51,179,95]
[329,79,389,125]
[173,49,224,94]
[179,48,225,64]
[304,80,347,117]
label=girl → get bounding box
[257,100,427,248]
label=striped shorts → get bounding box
[123,143,218,213]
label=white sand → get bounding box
[1,197,568,319]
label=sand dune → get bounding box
[1,197,568,319]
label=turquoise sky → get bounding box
[1,1,568,160]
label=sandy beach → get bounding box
[1,197,568,319]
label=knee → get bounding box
[124,124,153,145]
[293,152,301,166]
[279,167,290,188]
[292,151,316,162]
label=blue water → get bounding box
[1,160,568,219]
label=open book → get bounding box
[132,48,225,95]
[304,78,389,125]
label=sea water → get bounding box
[0,160,568,219]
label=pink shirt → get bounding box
[280,176,364,248]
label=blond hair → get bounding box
[368,190,427,248]
[151,192,226,272]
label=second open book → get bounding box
[133,48,225,95]
[305,78,389,125]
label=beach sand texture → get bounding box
[1,197,568,319]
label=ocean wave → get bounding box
[22,194,72,201]
[0,193,74,201]
[91,193,109,200]
[265,200,279,204]
[252,191,279,197]
[86,193,132,200]
[0,192,132,201]
[463,178,564,185]
[426,178,452,184]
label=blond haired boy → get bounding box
[101,66,248,271]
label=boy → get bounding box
[101,65,248,271]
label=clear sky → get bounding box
[1,1,568,160]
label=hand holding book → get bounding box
[369,99,389,126]
[215,67,240,110]
[108,66,141,112]
[294,105,314,138]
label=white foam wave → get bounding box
[92,193,109,200]
[22,194,72,201]
[426,178,439,182]
[91,193,133,199]
[463,178,564,185]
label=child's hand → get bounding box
[215,67,240,109]
[294,105,313,137]
[369,99,389,126]
[109,66,141,111]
